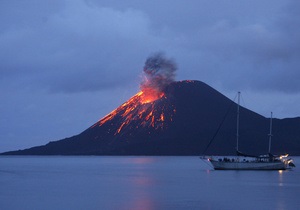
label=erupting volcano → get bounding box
[92,53,177,135]
[3,54,300,156]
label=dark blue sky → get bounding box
[1,0,300,152]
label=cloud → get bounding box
[173,1,300,93]
[0,0,161,93]
[2,0,299,94]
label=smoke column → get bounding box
[140,53,177,94]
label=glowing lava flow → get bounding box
[92,90,176,134]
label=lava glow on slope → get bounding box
[92,53,177,135]
[92,90,176,134]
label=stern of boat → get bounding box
[279,154,296,169]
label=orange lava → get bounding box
[140,88,165,104]
[92,89,175,134]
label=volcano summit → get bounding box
[2,80,300,155]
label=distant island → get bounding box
[2,80,300,155]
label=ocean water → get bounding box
[0,156,299,210]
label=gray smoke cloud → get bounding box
[140,53,177,93]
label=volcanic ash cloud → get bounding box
[140,53,177,96]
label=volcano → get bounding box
[2,80,300,155]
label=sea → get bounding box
[0,156,299,210]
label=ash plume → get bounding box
[140,53,177,93]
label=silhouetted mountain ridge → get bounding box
[2,80,300,155]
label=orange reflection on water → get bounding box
[123,157,157,210]
[129,197,155,210]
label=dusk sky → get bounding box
[1,0,300,152]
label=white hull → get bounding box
[209,158,289,170]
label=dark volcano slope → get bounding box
[2,80,300,155]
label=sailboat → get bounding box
[204,92,295,170]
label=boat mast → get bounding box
[268,112,273,154]
[236,92,240,152]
